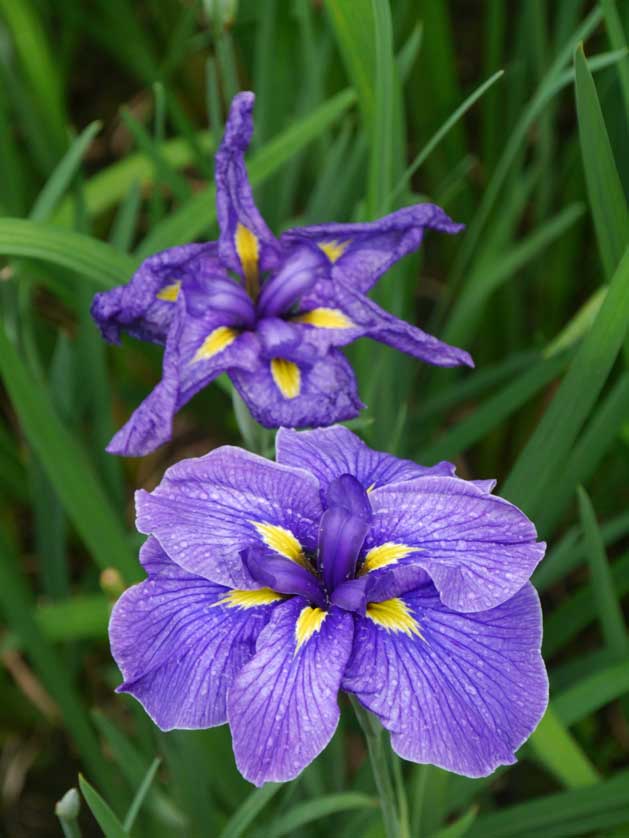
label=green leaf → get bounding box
[268,793,376,836]
[502,246,629,517]
[526,707,598,788]
[29,122,102,222]
[536,373,629,534]
[54,132,214,225]
[418,351,571,464]
[390,69,504,204]
[79,775,128,838]
[0,218,136,290]
[0,327,138,581]
[544,551,629,657]
[578,487,628,656]
[554,659,629,727]
[219,784,282,838]
[468,770,629,837]
[575,43,629,280]
[433,805,478,838]
[368,0,395,215]
[324,0,376,123]
[138,88,356,256]
[444,203,585,346]
[602,0,629,117]
[123,758,161,832]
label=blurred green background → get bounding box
[0,0,628,835]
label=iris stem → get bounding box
[350,696,406,838]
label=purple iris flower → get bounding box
[91,92,472,457]
[110,426,548,785]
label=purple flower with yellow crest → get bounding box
[91,92,472,457]
[110,426,548,785]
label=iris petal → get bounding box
[318,475,371,592]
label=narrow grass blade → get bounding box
[0,328,138,580]
[138,88,356,255]
[54,132,214,225]
[0,0,67,154]
[575,43,628,280]
[390,69,504,203]
[120,108,191,203]
[554,659,629,727]
[29,122,102,222]
[602,0,629,126]
[468,770,629,837]
[122,758,161,832]
[537,372,629,534]
[433,806,478,838]
[453,7,602,279]
[444,203,585,346]
[368,0,395,214]
[78,775,128,838]
[503,246,629,516]
[268,793,376,837]
[324,0,376,123]
[219,784,282,838]
[527,707,598,787]
[535,511,629,592]
[578,487,628,656]
[418,350,571,464]
[0,219,136,290]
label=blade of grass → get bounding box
[536,372,629,534]
[122,758,161,832]
[444,203,585,346]
[502,246,629,516]
[417,350,571,464]
[54,132,214,226]
[554,659,629,727]
[29,121,102,222]
[575,43,628,280]
[268,793,376,837]
[578,486,628,656]
[0,327,138,580]
[451,8,602,282]
[544,551,629,657]
[0,219,136,289]
[467,770,629,837]
[602,0,629,118]
[390,69,504,203]
[526,707,599,787]
[219,784,282,838]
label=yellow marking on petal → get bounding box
[192,326,238,362]
[156,281,181,302]
[293,307,354,329]
[366,482,376,494]
[235,223,259,294]
[319,239,351,263]
[295,606,327,650]
[214,588,285,609]
[366,598,424,639]
[251,522,310,570]
[359,542,417,575]
[271,358,301,399]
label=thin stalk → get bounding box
[350,696,401,838]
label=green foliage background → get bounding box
[0,1,628,835]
